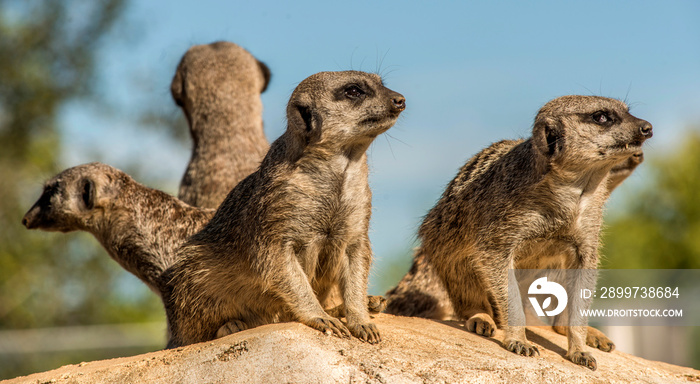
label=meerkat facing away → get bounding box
[161,71,406,348]
[415,96,651,370]
[172,41,271,209]
[384,150,644,350]
[22,162,215,294]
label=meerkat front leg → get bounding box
[340,238,380,344]
[552,297,614,352]
[552,324,615,352]
[273,245,352,339]
[564,251,599,370]
[501,267,540,356]
[474,257,539,356]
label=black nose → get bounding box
[22,217,29,228]
[640,122,653,137]
[392,96,406,111]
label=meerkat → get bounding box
[160,70,405,348]
[172,41,362,312]
[21,162,215,294]
[172,41,271,209]
[410,96,651,370]
[384,151,644,347]
[21,162,385,318]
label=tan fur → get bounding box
[397,96,651,370]
[606,151,643,192]
[22,162,215,294]
[161,71,405,348]
[172,41,271,209]
[385,152,644,348]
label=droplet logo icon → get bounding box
[528,276,568,317]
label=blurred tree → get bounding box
[0,0,165,379]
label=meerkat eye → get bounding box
[344,85,365,99]
[80,179,95,210]
[591,111,613,125]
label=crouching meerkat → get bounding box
[384,150,644,347]
[172,41,271,209]
[161,71,406,348]
[412,96,651,370]
[21,162,215,294]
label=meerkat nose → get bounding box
[392,96,406,111]
[640,122,653,137]
[21,215,33,228]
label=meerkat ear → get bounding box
[170,69,185,107]
[80,178,96,210]
[257,60,271,93]
[289,102,322,144]
[534,116,564,158]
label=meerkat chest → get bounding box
[538,184,605,241]
[289,158,369,242]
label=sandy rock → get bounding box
[3,314,699,384]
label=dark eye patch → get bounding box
[333,80,376,102]
[81,179,94,210]
[591,110,615,126]
[344,84,365,99]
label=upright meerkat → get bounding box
[384,151,644,332]
[22,162,215,294]
[172,41,271,209]
[161,71,405,348]
[172,41,362,312]
[411,96,651,370]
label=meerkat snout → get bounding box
[392,95,406,111]
[640,121,653,137]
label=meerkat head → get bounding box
[171,41,271,127]
[22,162,125,233]
[286,71,405,150]
[532,96,652,170]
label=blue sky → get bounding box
[58,1,700,294]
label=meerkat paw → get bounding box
[348,322,381,344]
[553,325,615,352]
[568,351,597,370]
[306,317,352,339]
[504,339,540,357]
[466,313,496,337]
[216,319,249,339]
[367,295,387,314]
[585,327,615,352]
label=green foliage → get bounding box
[0,0,165,379]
